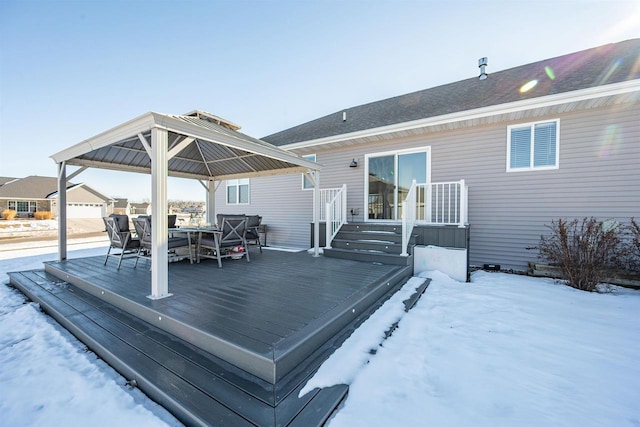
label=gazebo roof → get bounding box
[51,110,321,180]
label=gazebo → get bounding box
[51,110,322,299]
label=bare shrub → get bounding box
[538,217,621,291]
[2,209,17,220]
[33,211,52,220]
[620,218,640,273]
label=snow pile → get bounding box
[0,220,57,237]
[0,244,180,427]
[317,270,640,427]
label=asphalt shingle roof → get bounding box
[263,39,640,146]
[0,176,75,199]
[0,177,18,186]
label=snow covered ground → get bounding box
[1,243,639,426]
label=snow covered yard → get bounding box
[1,244,639,426]
[312,271,640,427]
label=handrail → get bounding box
[401,180,417,257]
[325,184,347,248]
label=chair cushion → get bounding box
[127,238,141,249]
[168,237,189,249]
[109,214,130,232]
[246,215,261,228]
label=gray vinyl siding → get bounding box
[217,102,639,270]
[215,173,314,249]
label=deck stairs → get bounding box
[323,223,417,267]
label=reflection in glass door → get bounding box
[397,151,426,220]
[367,150,427,221]
[368,155,395,220]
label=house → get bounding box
[129,202,151,215]
[214,39,640,272]
[0,175,114,219]
[18,40,638,425]
[112,198,130,215]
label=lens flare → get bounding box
[519,80,538,93]
[545,66,555,80]
[599,124,621,158]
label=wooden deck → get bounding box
[10,248,413,426]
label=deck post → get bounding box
[313,170,320,257]
[149,127,171,300]
[57,161,67,261]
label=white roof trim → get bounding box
[51,112,157,164]
[281,79,640,150]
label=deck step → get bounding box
[324,223,417,266]
[323,247,413,266]
[331,238,404,254]
[7,270,349,427]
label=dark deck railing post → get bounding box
[57,161,67,261]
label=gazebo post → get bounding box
[312,170,320,257]
[206,178,216,225]
[148,127,171,300]
[57,161,67,261]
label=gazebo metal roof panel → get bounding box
[51,111,321,180]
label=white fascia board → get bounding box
[50,112,157,164]
[282,80,640,150]
[153,113,322,171]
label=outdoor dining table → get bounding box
[169,226,218,263]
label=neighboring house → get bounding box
[130,202,151,215]
[0,176,114,219]
[215,39,640,271]
[112,198,130,215]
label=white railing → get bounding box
[401,180,418,256]
[418,179,468,227]
[325,184,347,248]
[319,188,341,222]
[401,179,467,256]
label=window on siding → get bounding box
[507,120,559,171]
[302,154,316,190]
[226,178,250,204]
[9,200,36,212]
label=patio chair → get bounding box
[103,215,140,269]
[132,216,191,267]
[245,215,263,253]
[199,215,250,268]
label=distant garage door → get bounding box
[66,203,105,218]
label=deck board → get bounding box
[48,250,408,378]
[11,249,414,425]
[44,250,409,384]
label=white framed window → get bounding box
[301,154,316,190]
[226,178,250,204]
[8,200,37,213]
[507,119,559,172]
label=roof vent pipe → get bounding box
[478,57,488,80]
[342,111,347,122]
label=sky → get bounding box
[1,242,639,425]
[1,0,639,201]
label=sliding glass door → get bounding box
[367,149,428,221]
